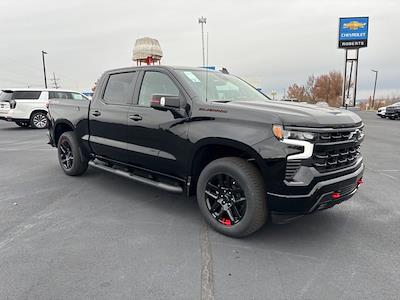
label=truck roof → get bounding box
[103,65,220,74]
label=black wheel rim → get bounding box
[59,138,74,170]
[204,173,247,226]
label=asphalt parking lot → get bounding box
[0,111,399,300]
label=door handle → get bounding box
[129,114,142,121]
[92,110,101,117]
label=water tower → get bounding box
[132,37,163,65]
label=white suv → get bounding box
[0,88,89,129]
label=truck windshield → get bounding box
[176,69,269,103]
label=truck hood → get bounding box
[225,100,362,128]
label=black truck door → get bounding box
[126,70,189,178]
[88,71,137,161]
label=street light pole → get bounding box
[42,50,48,89]
[371,69,378,109]
[198,16,207,67]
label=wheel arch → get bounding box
[54,120,75,145]
[188,138,267,195]
[29,109,48,120]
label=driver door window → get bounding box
[138,72,179,106]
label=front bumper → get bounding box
[269,158,364,223]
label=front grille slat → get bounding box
[285,160,302,181]
[311,127,362,172]
[313,145,360,172]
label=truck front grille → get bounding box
[317,130,355,143]
[313,145,360,172]
[284,125,363,175]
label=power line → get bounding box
[50,72,60,89]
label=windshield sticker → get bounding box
[184,71,201,83]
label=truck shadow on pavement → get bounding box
[0,126,36,131]
[83,167,353,250]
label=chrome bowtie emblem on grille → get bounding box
[348,129,360,140]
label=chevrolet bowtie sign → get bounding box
[338,17,369,48]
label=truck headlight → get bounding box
[272,125,315,160]
[272,125,316,142]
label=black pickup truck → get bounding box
[48,66,364,237]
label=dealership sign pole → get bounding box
[338,17,369,108]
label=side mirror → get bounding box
[150,94,182,111]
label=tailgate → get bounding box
[0,101,11,114]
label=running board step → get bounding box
[88,160,183,193]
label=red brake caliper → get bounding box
[220,218,231,226]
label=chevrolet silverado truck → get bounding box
[47,66,365,237]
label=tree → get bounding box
[286,71,344,107]
[287,83,308,101]
[313,71,343,107]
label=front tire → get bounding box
[57,131,88,176]
[30,111,48,129]
[196,157,267,238]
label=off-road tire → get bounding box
[57,131,88,176]
[196,157,267,238]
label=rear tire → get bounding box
[57,131,88,176]
[196,157,267,238]
[30,111,48,129]
[15,121,30,128]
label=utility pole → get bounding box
[50,72,60,89]
[41,50,48,88]
[371,69,378,109]
[198,16,207,67]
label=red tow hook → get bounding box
[331,192,341,200]
[357,178,364,186]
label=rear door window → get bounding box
[12,91,41,100]
[103,72,137,105]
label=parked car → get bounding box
[47,66,364,237]
[377,106,387,118]
[385,102,400,120]
[0,88,89,129]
